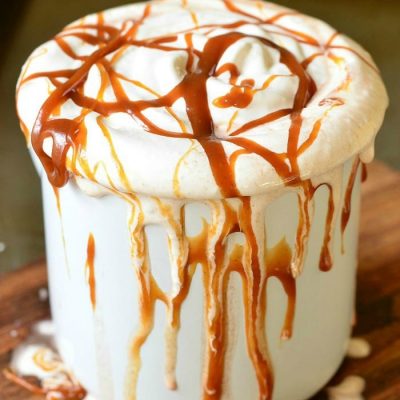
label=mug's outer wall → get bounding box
[41,158,360,400]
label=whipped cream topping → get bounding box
[16,0,388,199]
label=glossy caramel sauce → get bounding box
[15,1,372,399]
[85,233,97,310]
[341,157,361,253]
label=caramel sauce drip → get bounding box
[290,181,313,276]
[16,2,376,399]
[319,184,335,271]
[361,163,368,182]
[341,157,361,251]
[266,238,295,340]
[201,201,238,399]
[85,233,96,310]
[237,197,272,399]
[121,164,348,398]
[124,195,301,400]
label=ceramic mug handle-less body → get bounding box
[41,156,360,400]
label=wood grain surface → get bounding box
[0,160,399,400]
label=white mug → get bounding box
[39,155,361,400]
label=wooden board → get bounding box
[0,160,399,400]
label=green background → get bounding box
[0,0,399,272]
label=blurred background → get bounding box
[0,0,399,273]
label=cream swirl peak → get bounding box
[16,0,387,198]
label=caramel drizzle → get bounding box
[319,184,336,271]
[126,199,170,397]
[124,175,343,399]
[341,157,361,252]
[20,0,373,195]
[125,195,297,400]
[85,233,96,310]
[16,1,373,399]
[361,163,368,182]
[266,238,295,340]
[212,63,284,111]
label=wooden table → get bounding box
[1,161,399,400]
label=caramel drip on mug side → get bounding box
[85,232,96,310]
[125,194,302,400]
[341,157,361,252]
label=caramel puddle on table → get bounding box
[20,0,374,198]
[341,158,362,253]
